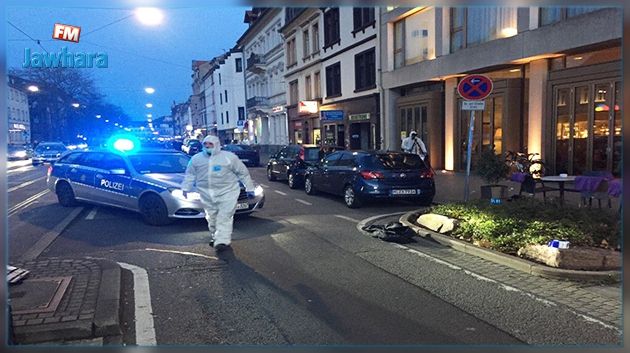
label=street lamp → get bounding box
[105,119,110,123]
[96,115,102,118]
[144,87,155,94]
[147,114,153,118]
[135,7,164,26]
[145,103,153,108]
[71,103,80,108]
[27,85,39,92]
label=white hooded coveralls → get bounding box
[181,135,255,246]
[401,131,427,160]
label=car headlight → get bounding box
[254,185,264,197]
[15,151,27,158]
[169,188,201,201]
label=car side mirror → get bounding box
[110,168,127,175]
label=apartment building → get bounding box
[380,6,621,176]
[7,75,31,145]
[319,7,381,150]
[202,49,247,144]
[280,8,324,145]
[190,60,213,137]
[171,99,191,138]
[237,8,289,146]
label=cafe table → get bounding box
[539,175,577,205]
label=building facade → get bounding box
[7,76,31,145]
[237,8,289,146]
[190,60,212,138]
[203,49,247,144]
[280,8,324,145]
[380,6,621,176]
[171,99,192,138]
[319,7,381,150]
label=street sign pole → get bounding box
[464,110,475,202]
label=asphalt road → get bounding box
[7,160,621,346]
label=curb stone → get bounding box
[92,259,123,337]
[398,210,621,283]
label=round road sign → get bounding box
[457,75,493,100]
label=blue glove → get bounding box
[246,191,256,199]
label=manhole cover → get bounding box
[9,276,72,314]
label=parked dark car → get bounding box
[7,145,30,160]
[304,150,435,208]
[181,139,202,156]
[267,144,344,189]
[32,142,68,165]
[221,144,260,167]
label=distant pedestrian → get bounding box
[401,131,427,160]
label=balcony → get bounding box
[246,96,269,110]
[246,53,266,74]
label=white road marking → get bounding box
[7,176,46,192]
[144,248,218,260]
[295,198,312,206]
[274,190,287,196]
[7,165,36,174]
[260,183,269,188]
[334,215,360,223]
[8,189,50,216]
[85,208,98,220]
[20,207,84,261]
[117,262,157,346]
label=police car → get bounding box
[46,138,265,225]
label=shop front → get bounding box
[288,100,321,145]
[319,94,380,150]
[396,89,444,170]
[546,48,621,177]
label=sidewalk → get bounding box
[8,257,123,345]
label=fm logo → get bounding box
[52,23,81,43]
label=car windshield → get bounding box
[361,153,427,170]
[35,144,66,152]
[304,148,322,161]
[127,153,190,174]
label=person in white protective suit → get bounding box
[401,131,427,160]
[181,135,255,252]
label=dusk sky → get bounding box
[7,4,249,123]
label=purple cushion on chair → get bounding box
[510,172,526,183]
[574,176,604,193]
[608,179,622,197]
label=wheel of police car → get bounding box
[304,176,316,195]
[344,185,361,208]
[56,181,78,207]
[267,167,276,181]
[287,173,298,189]
[139,193,173,226]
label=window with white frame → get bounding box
[450,7,518,53]
[289,80,299,105]
[393,8,436,69]
[287,37,297,67]
[314,71,321,99]
[312,23,320,53]
[305,75,312,100]
[303,28,310,58]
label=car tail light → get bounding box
[361,171,385,180]
[47,165,53,176]
[420,168,435,178]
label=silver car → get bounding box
[32,142,68,165]
[47,149,265,225]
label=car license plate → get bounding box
[236,202,249,210]
[391,189,418,195]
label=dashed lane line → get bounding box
[85,208,98,220]
[295,198,312,206]
[20,206,84,261]
[7,176,46,192]
[144,248,218,260]
[260,183,269,188]
[274,190,288,196]
[334,215,361,223]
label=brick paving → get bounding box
[8,257,121,344]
